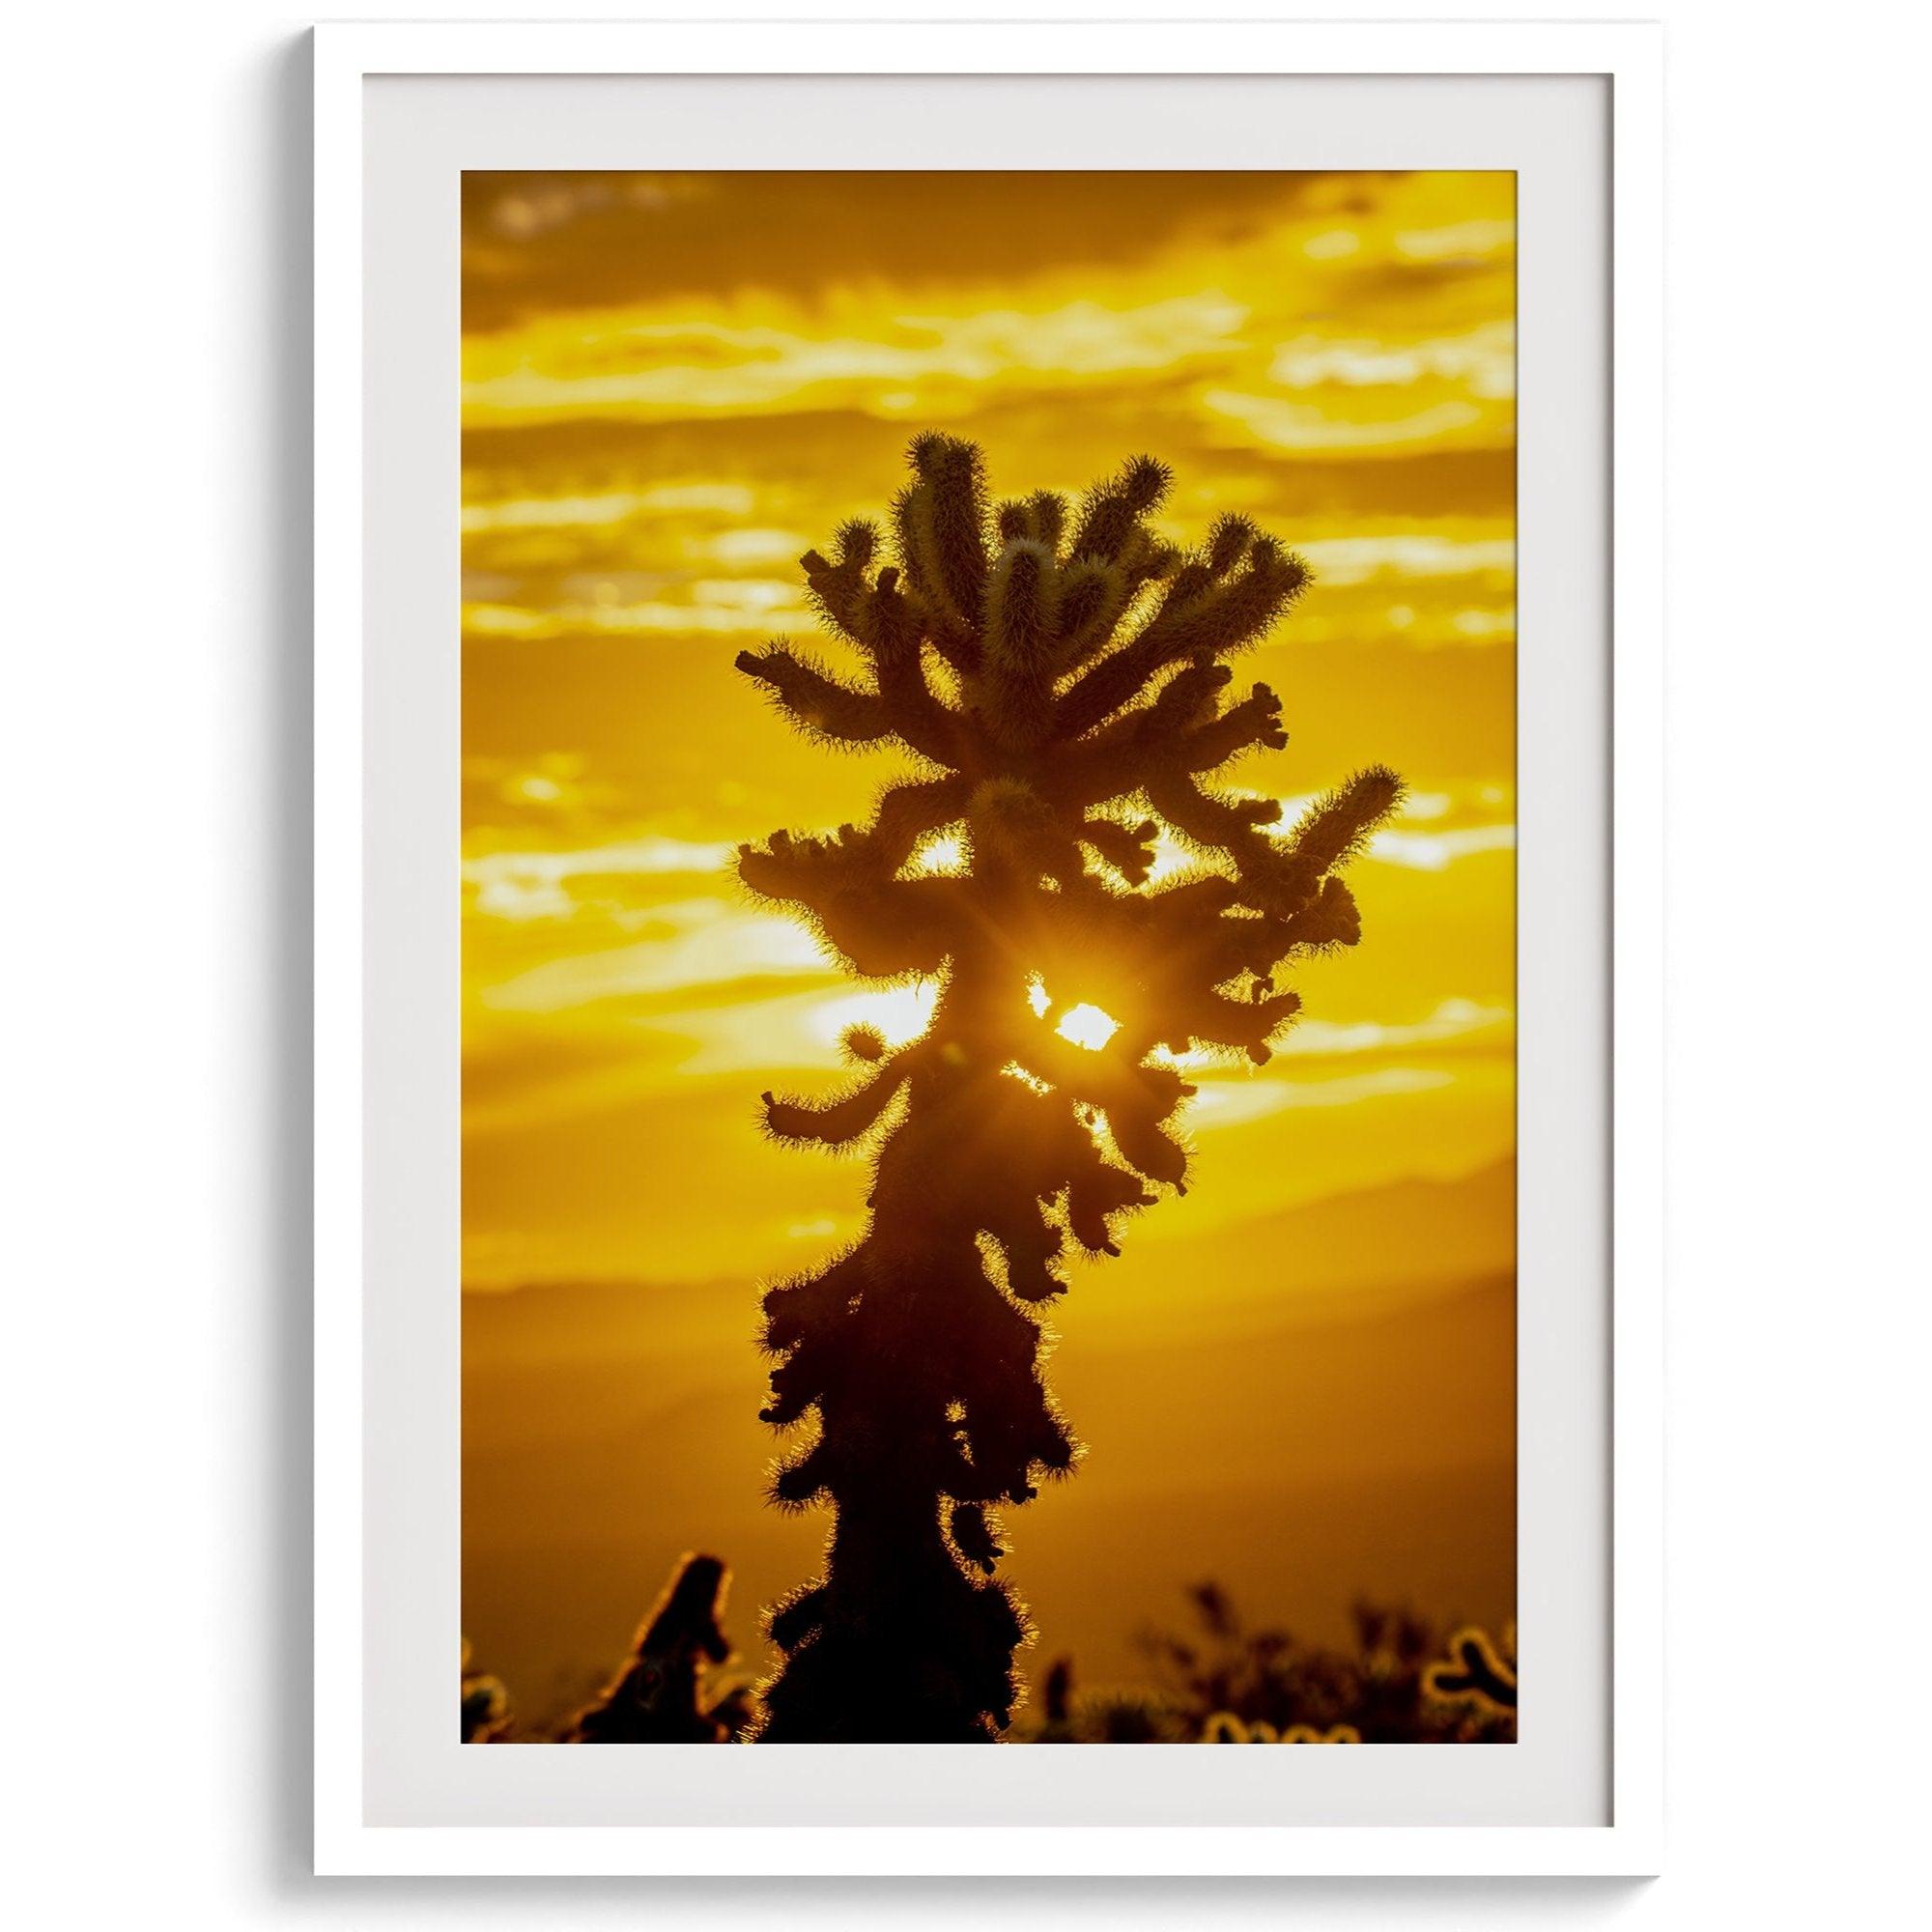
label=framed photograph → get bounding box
[314,14,1662,1877]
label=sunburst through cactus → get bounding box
[735,433,1403,1742]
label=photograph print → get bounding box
[457,169,1518,1747]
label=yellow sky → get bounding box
[459,172,1516,1712]
[462,169,1515,1290]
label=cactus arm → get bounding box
[734,644,891,745]
[1179,682,1290,772]
[760,1053,914,1147]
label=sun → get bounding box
[1055,1003,1121,1052]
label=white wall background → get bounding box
[5,3,1925,1924]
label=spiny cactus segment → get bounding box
[1423,1625,1519,1714]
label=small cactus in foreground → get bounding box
[738,436,1402,1741]
[1143,1583,1516,1744]
[460,1637,511,1743]
[566,1552,737,1743]
[1204,1712,1360,1743]
[1423,1626,1519,1715]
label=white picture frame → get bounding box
[315,13,1662,1879]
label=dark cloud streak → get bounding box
[462,169,1378,332]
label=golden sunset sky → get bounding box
[460,171,1516,1723]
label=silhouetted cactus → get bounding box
[1423,1626,1519,1715]
[1204,1713,1360,1743]
[1020,1655,1185,1743]
[1035,1656,1077,1743]
[738,436,1401,1742]
[566,1552,737,1743]
[1144,1584,1516,1744]
[460,1637,512,1743]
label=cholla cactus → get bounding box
[566,1552,736,1743]
[1204,1713,1360,1743]
[1423,1626,1519,1715]
[737,435,1402,1742]
[460,1637,511,1744]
